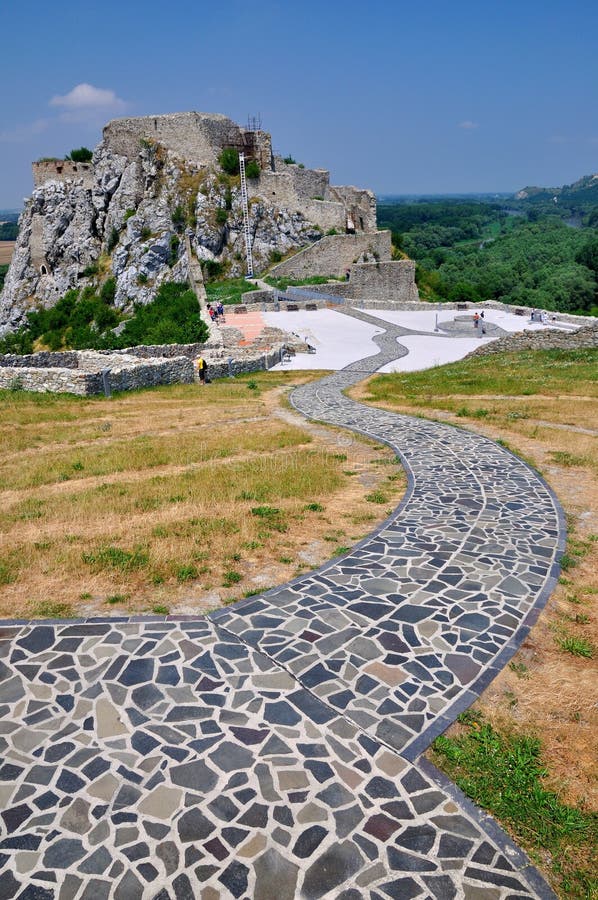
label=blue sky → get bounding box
[1,0,597,207]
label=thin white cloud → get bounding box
[458,120,478,130]
[50,83,126,111]
[49,83,127,124]
[0,118,50,143]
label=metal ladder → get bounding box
[238,152,254,278]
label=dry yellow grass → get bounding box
[0,373,405,619]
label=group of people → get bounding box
[207,301,225,323]
[472,311,487,334]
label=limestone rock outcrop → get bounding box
[0,112,378,335]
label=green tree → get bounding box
[218,147,240,176]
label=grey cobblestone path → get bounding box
[0,313,564,898]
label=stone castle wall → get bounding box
[347,260,420,303]
[103,112,272,169]
[270,232,393,278]
[328,185,377,232]
[32,160,94,188]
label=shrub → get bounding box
[270,249,282,264]
[172,205,186,231]
[245,159,260,179]
[140,226,152,241]
[68,147,93,163]
[219,147,240,176]
[107,227,119,253]
[124,208,136,221]
[100,277,116,304]
[203,259,224,280]
[215,208,228,226]
[283,155,296,164]
[82,262,100,278]
[137,272,149,285]
[169,234,180,266]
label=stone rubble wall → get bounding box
[346,260,420,303]
[0,367,96,395]
[270,232,392,278]
[465,322,598,357]
[0,350,195,395]
[0,350,80,368]
[0,340,286,395]
[261,165,330,202]
[32,160,94,189]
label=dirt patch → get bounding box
[0,241,15,265]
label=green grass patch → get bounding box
[264,274,339,291]
[152,604,170,615]
[32,600,74,619]
[176,564,198,582]
[364,348,598,405]
[82,545,149,571]
[431,716,598,898]
[205,277,258,306]
[549,451,591,468]
[365,491,388,504]
[556,634,594,658]
[223,570,242,587]
[304,502,324,512]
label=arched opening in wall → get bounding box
[40,265,48,276]
[359,216,364,231]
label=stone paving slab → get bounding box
[0,313,563,898]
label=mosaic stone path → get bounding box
[0,314,564,899]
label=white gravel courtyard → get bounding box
[264,306,570,373]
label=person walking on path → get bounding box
[473,312,480,328]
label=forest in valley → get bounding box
[378,184,598,315]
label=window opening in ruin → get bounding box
[359,216,364,230]
[40,264,48,275]
[154,118,158,131]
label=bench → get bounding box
[514,308,526,316]
[286,304,298,311]
[456,303,468,310]
[305,304,318,311]
[234,306,247,314]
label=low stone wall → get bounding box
[465,322,598,358]
[0,341,287,395]
[270,232,392,278]
[0,351,80,369]
[99,343,207,360]
[0,367,96,395]
[0,351,195,395]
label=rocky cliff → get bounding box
[0,112,377,335]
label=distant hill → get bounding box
[515,173,598,210]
